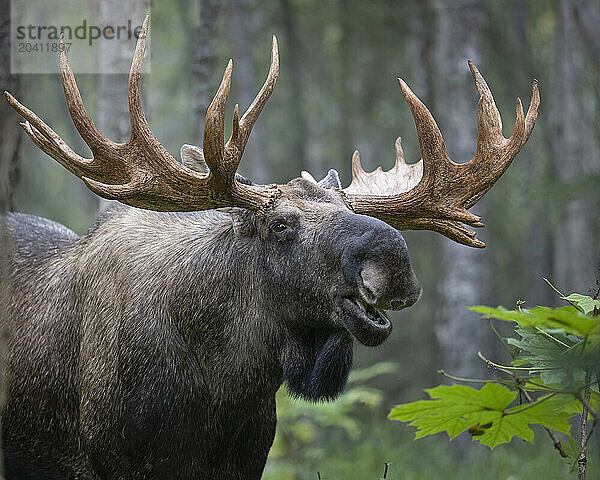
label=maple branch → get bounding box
[578,371,591,480]
[519,387,568,458]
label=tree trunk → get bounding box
[425,0,490,378]
[191,0,220,146]
[223,0,268,182]
[0,0,19,474]
[573,0,600,143]
[96,0,150,211]
[553,0,599,294]
[280,0,308,177]
[0,0,21,212]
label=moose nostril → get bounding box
[390,299,406,310]
[359,266,380,303]
[390,286,422,310]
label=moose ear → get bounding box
[318,169,342,189]
[180,144,210,176]
[301,169,342,190]
[217,207,257,237]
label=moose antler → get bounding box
[343,62,540,248]
[4,16,280,212]
[6,18,539,248]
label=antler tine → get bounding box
[394,137,406,167]
[59,35,114,153]
[468,60,503,148]
[203,59,233,186]
[397,78,448,182]
[20,121,66,165]
[126,16,177,171]
[5,91,90,174]
[229,35,279,155]
[523,80,540,143]
[128,16,151,137]
[414,218,485,248]
[351,150,364,179]
[504,97,526,151]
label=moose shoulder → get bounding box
[2,16,539,480]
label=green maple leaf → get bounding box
[470,305,598,338]
[507,327,582,386]
[563,293,600,316]
[389,383,577,449]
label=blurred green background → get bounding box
[1,0,599,478]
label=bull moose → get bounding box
[2,16,539,480]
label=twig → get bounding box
[436,369,517,387]
[578,371,591,480]
[581,418,597,451]
[534,327,571,348]
[503,392,559,417]
[543,278,584,312]
[576,388,598,420]
[488,319,514,357]
[520,387,568,458]
[597,372,600,464]
[478,351,559,372]
[437,370,489,384]
[523,378,563,392]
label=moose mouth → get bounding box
[336,297,392,347]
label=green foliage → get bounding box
[389,383,575,449]
[470,305,598,338]
[563,293,600,315]
[389,292,599,472]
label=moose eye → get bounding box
[271,222,287,233]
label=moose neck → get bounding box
[74,206,353,405]
[177,215,354,403]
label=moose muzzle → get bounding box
[335,213,422,346]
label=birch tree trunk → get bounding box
[281,0,308,177]
[425,0,490,378]
[554,0,599,295]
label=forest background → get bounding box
[1,0,599,478]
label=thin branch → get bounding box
[503,392,559,417]
[581,418,597,451]
[436,369,517,387]
[520,387,568,458]
[578,371,591,480]
[437,370,490,384]
[488,319,515,357]
[525,378,564,392]
[478,351,560,372]
[534,327,572,348]
[576,388,598,420]
[543,277,584,312]
[543,277,568,297]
